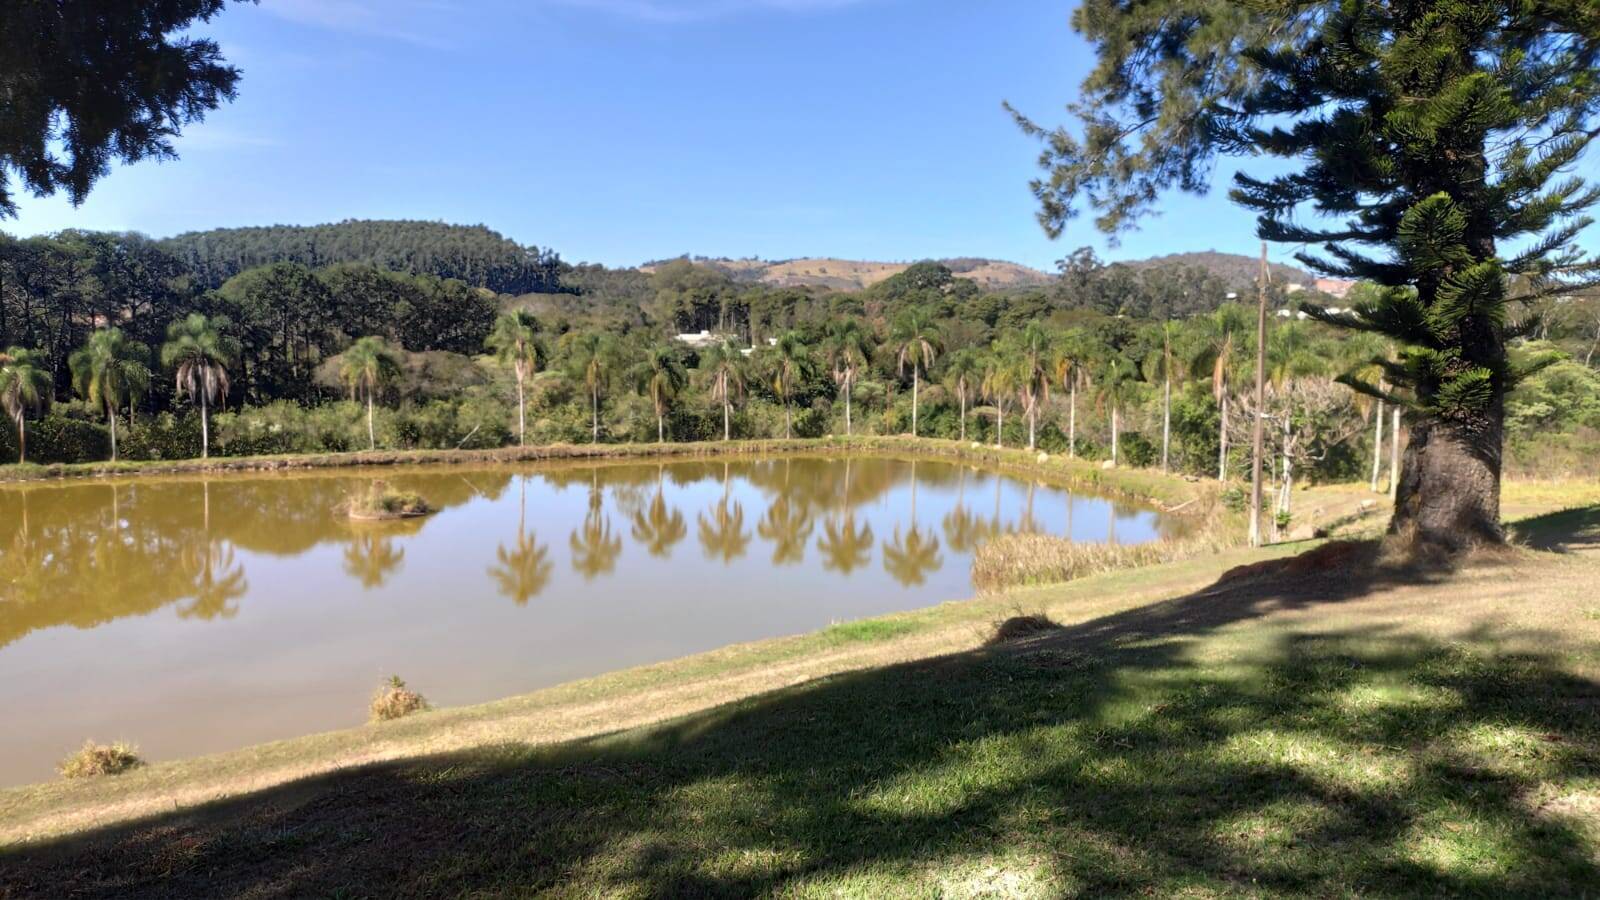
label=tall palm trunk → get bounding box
[996,403,1004,449]
[1027,395,1037,451]
[12,412,25,464]
[844,378,852,436]
[1111,404,1120,467]
[657,408,665,443]
[784,402,791,439]
[200,386,209,460]
[1370,398,1385,492]
[366,388,376,451]
[1068,380,1077,457]
[911,367,920,437]
[723,400,731,441]
[591,386,599,443]
[1216,392,1228,481]
[1161,375,1171,473]
[958,389,967,441]
[108,403,118,462]
[1389,407,1400,501]
[516,374,526,447]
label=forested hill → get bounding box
[160,220,563,295]
[1124,251,1313,291]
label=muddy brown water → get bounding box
[0,455,1178,786]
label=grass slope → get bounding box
[4,502,1600,896]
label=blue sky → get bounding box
[8,0,1598,272]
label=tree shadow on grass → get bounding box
[4,542,1599,897]
[1508,505,1600,554]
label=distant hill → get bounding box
[161,220,563,295]
[1122,251,1314,291]
[641,256,1054,292]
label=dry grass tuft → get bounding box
[972,529,1230,593]
[346,481,432,520]
[58,741,143,779]
[989,613,1063,645]
[370,675,429,722]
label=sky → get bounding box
[7,0,1598,273]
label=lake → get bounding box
[0,455,1178,786]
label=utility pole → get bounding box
[1249,242,1269,547]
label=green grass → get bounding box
[821,618,925,646]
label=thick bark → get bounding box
[1389,404,1504,551]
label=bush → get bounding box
[370,675,429,721]
[0,415,110,464]
[347,482,432,519]
[59,741,143,779]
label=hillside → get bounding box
[160,220,563,295]
[642,256,1055,291]
[1123,250,1314,290]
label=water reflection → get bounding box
[0,456,1184,784]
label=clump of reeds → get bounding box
[971,529,1231,593]
[370,675,429,722]
[58,740,143,779]
[989,613,1062,644]
[346,481,432,520]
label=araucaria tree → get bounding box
[0,346,51,463]
[339,336,401,451]
[486,310,540,447]
[1015,1,1600,551]
[69,328,151,462]
[161,313,239,459]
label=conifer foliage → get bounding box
[1015,1,1600,550]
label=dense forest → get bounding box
[4,222,1598,520]
[161,221,564,295]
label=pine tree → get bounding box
[1014,1,1600,551]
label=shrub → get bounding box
[347,481,432,519]
[59,740,143,778]
[370,675,429,721]
[989,613,1063,644]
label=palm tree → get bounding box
[891,309,940,437]
[1016,323,1053,450]
[68,328,150,463]
[1095,353,1137,467]
[1142,321,1178,473]
[1189,306,1249,481]
[766,330,814,439]
[942,349,983,442]
[824,318,872,437]
[982,352,1019,449]
[486,309,541,447]
[339,336,402,451]
[161,314,240,460]
[0,347,51,464]
[569,471,622,579]
[1052,330,1090,458]
[636,344,688,443]
[701,340,747,441]
[561,332,616,443]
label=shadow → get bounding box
[1508,505,1600,554]
[6,541,1599,897]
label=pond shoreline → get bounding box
[0,437,1219,519]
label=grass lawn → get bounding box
[3,490,1599,896]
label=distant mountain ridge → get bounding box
[1121,251,1315,290]
[640,256,1055,292]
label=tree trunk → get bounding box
[1389,407,1503,551]
[517,374,526,447]
[959,392,967,441]
[911,368,919,437]
[1389,407,1400,500]
[784,402,791,440]
[367,391,376,451]
[1370,399,1385,492]
[657,412,665,443]
[591,388,599,443]
[723,400,730,441]
[844,380,852,436]
[200,389,209,460]
[1161,376,1171,473]
[1068,380,1077,457]
[13,413,24,464]
[1027,398,1036,451]
[1111,404,1119,467]
[1217,392,1228,481]
[996,404,1004,449]
[109,404,118,462]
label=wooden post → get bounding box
[1249,243,1270,547]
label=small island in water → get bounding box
[344,482,433,521]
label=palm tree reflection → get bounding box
[490,475,555,603]
[883,460,943,587]
[817,458,872,574]
[343,531,406,589]
[177,541,248,620]
[941,468,987,553]
[631,467,687,559]
[758,494,813,565]
[570,470,622,580]
[698,462,750,564]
